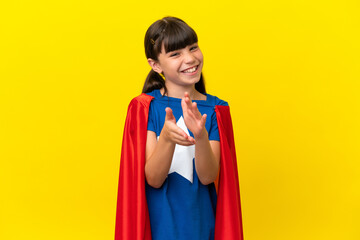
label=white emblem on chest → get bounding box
[158,116,195,183]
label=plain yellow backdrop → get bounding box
[1,0,359,239]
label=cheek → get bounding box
[167,62,181,73]
[163,65,178,77]
[196,52,204,62]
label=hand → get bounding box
[161,107,196,146]
[181,92,208,139]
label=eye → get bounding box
[190,45,198,51]
[169,52,180,57]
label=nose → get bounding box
[183,50,196,64]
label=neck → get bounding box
[162,82,199,100]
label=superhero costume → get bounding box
[115,93,243,240]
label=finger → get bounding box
[178,129,190,139]
[183,101,199,121]
[168,128,195,145]
[183,93,193,107]
[200,114,207,127]
[181,97,187,111]
[181,98,195,120]
[165,107,175,121]
[182,97,194,114]
[168,123,191,139]
[180,134,196,145]
[185,135,196,145]
[192,101,197,110]
[186,96,193,108]
[184,91,190,100]
[182,96,192,112]
[175,141,195,146]
[184,92,193,103]
[171,134,195,146]
[191,102,202,118]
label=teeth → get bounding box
[183,66,197,73]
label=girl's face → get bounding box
[151,42,203,88]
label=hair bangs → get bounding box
[162,23,198,53]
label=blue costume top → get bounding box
[145,89,228,240]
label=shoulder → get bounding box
[205,93,229,106]
[128,93,154,109]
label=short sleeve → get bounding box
[208,110,220,141]
[147,103,156,133]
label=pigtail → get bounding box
[142,69,166,93]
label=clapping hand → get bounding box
[181,92,208,140]
[161,107,196,146]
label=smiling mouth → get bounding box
[181,65,199,73]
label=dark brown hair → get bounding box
[142,17,206,94]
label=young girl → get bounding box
[115,17,243,240]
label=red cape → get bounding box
[115,93,243,240]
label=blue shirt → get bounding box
[145,89,228,240]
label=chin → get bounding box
[187,74,201,84]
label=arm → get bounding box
[145,107,195,188]
[195,135,220,185]
[182,93,220,185]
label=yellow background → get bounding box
[1,0,359,239]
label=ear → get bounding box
[147,58,163,74]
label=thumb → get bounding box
[165,107,175,122]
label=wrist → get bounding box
[160,128,174,144]
[195,128,208,141]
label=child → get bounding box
[115,17,243,240]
